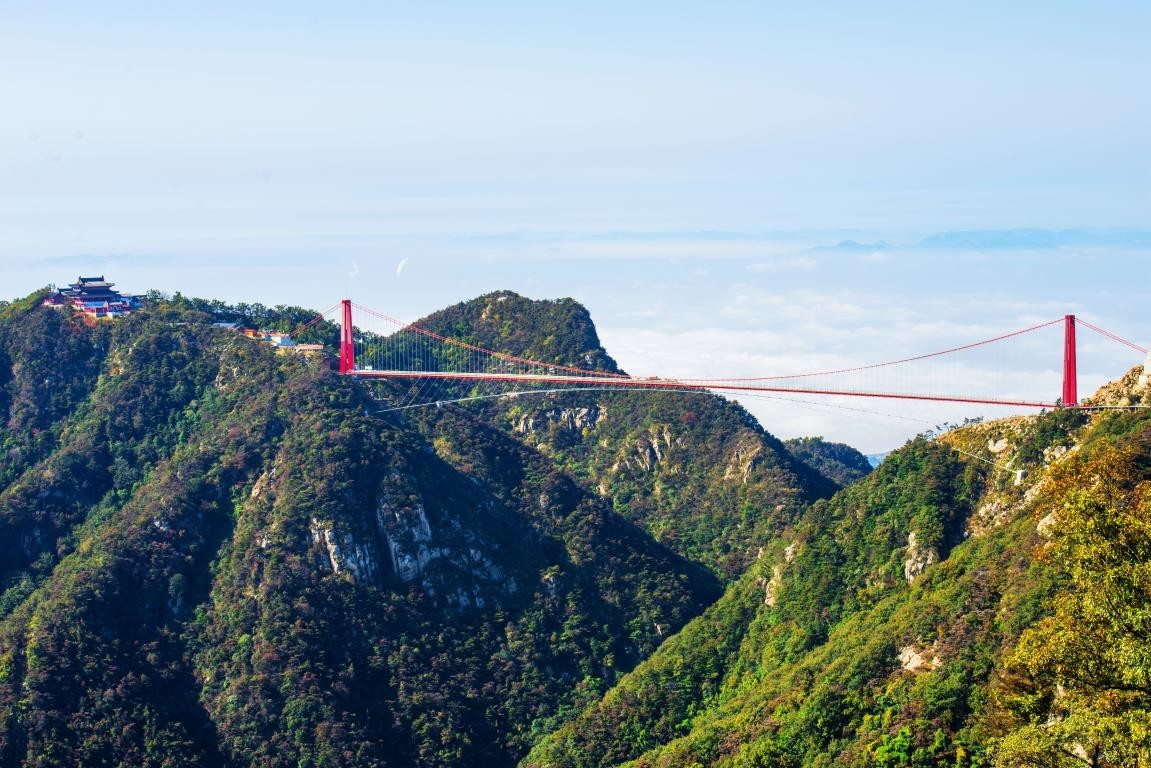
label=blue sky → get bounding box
[3,2,1149,451]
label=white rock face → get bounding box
[759,543,799,606]
[541,568,560,598]
[378,501,440,584]
[903,531,938,582]
[374,494,518,609]
[970,499,1009,535]
[249,471,270,500]
[763,564,784,606]
[17,530,43,558]
[310,517,380,584]
[513,406,606,435]
[898,643,940,673]
[612,425,678,474]
[723,434,763,483]
[1036,511,1058,537]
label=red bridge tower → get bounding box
[339,299,355,374]
[1063,314,1077,407]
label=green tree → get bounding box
[996,443,1151,767]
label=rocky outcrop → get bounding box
[612,425,677,474]
[370,491,520,610]
[970,498,1013,535]
[903,531,938,582]
[759,541,798,606]
[898,642,940,673]
[1083,360,1151,407]
[762,564,784,606]
[513,406,606,436]
[310,517,381,584]
[723,434,764,483]
[377,499,435,583]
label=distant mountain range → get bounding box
[809,239,891,253]
[473,227,1151,252]
[915,228,1151,250]
[810,228,1151,253]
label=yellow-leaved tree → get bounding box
[995,440,1151,767]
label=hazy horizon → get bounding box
[4,1,1148,452]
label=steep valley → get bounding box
[525,369,1151,768]
[1,289,1149,768]
[0,293,722,766]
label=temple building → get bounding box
[43,276,141,318]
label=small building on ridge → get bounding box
[44,276,141,318]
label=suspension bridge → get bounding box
[292,300,1148,412]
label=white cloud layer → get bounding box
[4,227,1146,455]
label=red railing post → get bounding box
[1062,314,1077,406]
[340,299,355,373]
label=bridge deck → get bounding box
[349,369,1058,408]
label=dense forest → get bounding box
[1,289,1149,767]
[414,292,838,580]
[526,375,1151,767]
[783,436,873,487]
[0,292,721,766]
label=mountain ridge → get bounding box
[524,368,1151,767]
[0,292,726,766]
[411,292,838,579]
[5,287,1146,767]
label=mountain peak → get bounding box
[810,239,890,252]
[419,291,622,374]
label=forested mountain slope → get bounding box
[0,294,724,767]
[525,370,1151,767]
[783,436,873,487]
[417,292,838,579]
[16,287,1136,768]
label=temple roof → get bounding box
[43,274,140,316]
[71,275,115,290]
